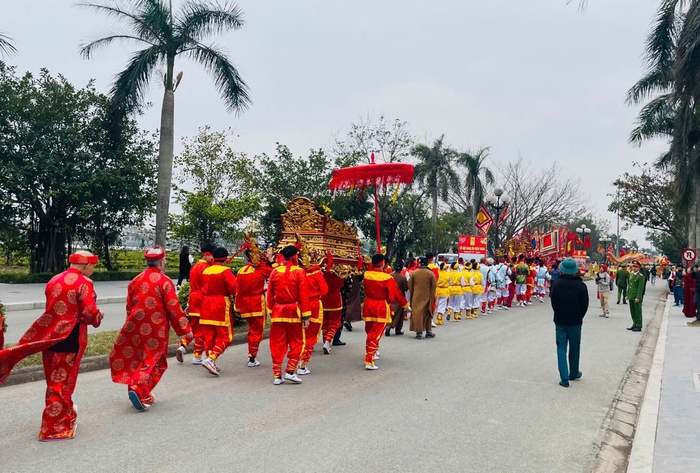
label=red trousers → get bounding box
[39,350,82,441]
[245,316,265,359]
[128,351,167,402]
[200,324,232,360]
[269,321,305,378]
[365,321,386,365]
[507,285,516,307]
[180,316,205,357]
[301,321,321,365]
[322,310,342,343]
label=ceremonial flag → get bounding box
[566,232,576,256]
[539,230,560,256]
[583,236,591,250]
[607,244,614,255]
[498,202,510,223]
[475,204,494,235]
[620,249,627,257]
[597,243,604,255]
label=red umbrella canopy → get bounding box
[328,153,414,191]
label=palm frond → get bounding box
[176,0,244,41]
[626,69,669,105]
[0,31,17,57]
[108,44,164,116]
[645,0,681,74]
[77,1,166,45]
[80,31,155,59]
[629,94,675,144]
[183,42,250,113]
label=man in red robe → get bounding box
[267,245,311,385]
[110,246,191,411]
[320,267,345,354]
[235,247,274,367]
[298,256,328,375]
[177,243,215,365]
[199,246,239,376]
[0,251,103,441]
[363,254,409,370]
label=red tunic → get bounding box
[0,268,101,384]
[110,267,190,385]
[187,259,210,317]
[200,263,239,326]
[305,266,329,323]
[320,272,344,311]
[266,264,311,323]
[362,268,409,323]
[234,261,272,318]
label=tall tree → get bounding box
[0,31,17,57]
[171,126,260,247]
[452,147,495,233]
[412,135,460,252]
[79,0,251,247]
[0,65,157,272]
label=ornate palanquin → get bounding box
[278,197,361,277]
[500,235,534,260]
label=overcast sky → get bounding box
[2,0,667,247]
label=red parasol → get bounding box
[329,152,414,251]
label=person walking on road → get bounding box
[266,245,311,385]
[595,264,612,318]
[672,267,685,307]
[627,260,645,332]
[0,251,104,441]
[387,261,409,336]
[177,245,193,288]
[110,247,191,411]
[408,257,437,339]
[362,254,409,369]
[615,264,629,305]
[550,257,588,388]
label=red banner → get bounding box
[459,235,487,260]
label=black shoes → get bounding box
[343,322,353,332]
[632,327,642,332]
[559,381,569,388]
[569,371,582,381]
[385,328,391,337]
[425,331,436,338]
[415,332,423,339]
[626,326,635,330]
[332,340,346,346]
[395,331,404,336]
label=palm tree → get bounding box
[79,0,251,246]
[457,147,495,232]
[412,135,460,252]
[627,0,700,248]
[0,31,17,57]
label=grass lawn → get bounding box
[6,322,251,369]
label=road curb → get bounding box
[1,327,269,388]
[4,296,127,312]
[589,291,668,473]
[626,295,671,472]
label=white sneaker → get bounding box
[273,377,285,385]
[365,364,379,370]
[527,301,532,305]
[323,341,331,354]
[604,314,609,318]
[247,358,260,367]
[297,367,311,375]
[374,351,380,359]
[431,321,437,327]
[202,358,219,376]
[176,345,186,363]
[191,356,203,365]
[284,372,302,383]
[503,306,509,310]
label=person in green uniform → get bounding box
[616,264,630,305]
[627,260,645,332]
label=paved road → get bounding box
[0,281,665,473]
[4,302,129,345]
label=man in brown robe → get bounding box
[387,261,409,336]
[409,257,437,339]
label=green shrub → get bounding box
[178,282,190,310]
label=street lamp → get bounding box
[600,235,611,264]
[575,224,591,248]
[484,188,511,257]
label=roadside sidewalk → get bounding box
[628,295,700,472]
[0,279,176,310]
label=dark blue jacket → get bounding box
[551,274,589,326]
